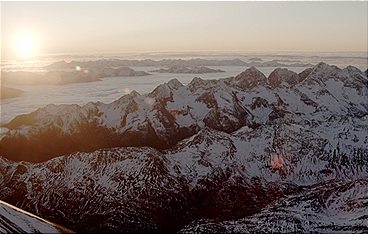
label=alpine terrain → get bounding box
[0,62,367,233]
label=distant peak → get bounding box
[247,66,262,73]
[232,67,266,89]
[344,65,362,73]
[269,67,293,75]
[268,68,299,88]
[148,79,183,99]
[312,62,340,72]
[235,67,265,79]
[315,61,329,67]
[303,62,340,81]
[232,58,244,62]
[192,77,204,82]
[167,78,183,90]
[130,90,140,97]
[247,66,265,75]
[301,62,366,86]
[189,77,205,86]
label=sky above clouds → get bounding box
[1,1,367,58]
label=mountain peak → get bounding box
[268,68,299,88]
[167,78,183,90]
[189,77,207,88]
[301,62,341,84]
[129,90,140,97]
[314,61,329,67]
[149,79,182,99]
[312,62,340,72]
[345,65,362,72]
[341,65,364,77]
[247,66,263,73]
[233,66,267,89]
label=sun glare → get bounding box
[14,33,40,59]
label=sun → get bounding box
[14,33,40,58]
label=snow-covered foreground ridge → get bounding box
[1,62,367,162]
[0,200,73,233]
[0,145,367,233]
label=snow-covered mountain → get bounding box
[0,200,73,233]
[0,62,367,233]
[1,62,367,162]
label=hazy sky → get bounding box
[1,1,367,58]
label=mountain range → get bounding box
[1,67,149,86]
[45,58,314,70]
[0,62,367,233]
[151,66,225,74]
[0,87,24,100]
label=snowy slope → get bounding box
[0,200,73,233]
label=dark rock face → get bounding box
[250,97,269,110]
[179,179,368,233]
